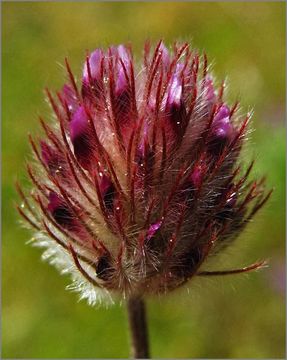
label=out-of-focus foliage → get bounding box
[2,2,285,358]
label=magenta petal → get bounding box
[190,168,202,187]
[48,192,74,229]
[213,117,232,138]
[47,192,62,212]
[114,87,132,129]
[205,75,215,102]
[115,45,131,94]
[148,95,156,111]
[82,50,104,100]
[146,221,162,241]
[159,43,170,68]
[117,45,130,66]
[190,167,203,189]
[208,105,234,154]
[69,106,93,168]
[115,66,128,94]
[61,84,78,115]
[164,72,187,143]
[135,142,154,173]
[214,105,230,122]
[83,49,102,81]
[167,75,182,108]
[114,45,131,94]
[212,105,232,139]
[135,123,155,172]
[41,141,63,175]
[70,106,89,141]
[114,90,132,131]
[99,174,113,195]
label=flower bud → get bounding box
[18,41,271,305]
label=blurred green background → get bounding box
[2,2,285,358]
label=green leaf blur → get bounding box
[2,2,285,358]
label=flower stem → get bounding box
[127,296,150,359]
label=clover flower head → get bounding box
[17,41,272,305]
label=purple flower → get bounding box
[17,41,272,305]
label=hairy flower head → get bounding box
[17,41,272,305]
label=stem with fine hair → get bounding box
[127,296,150,358]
